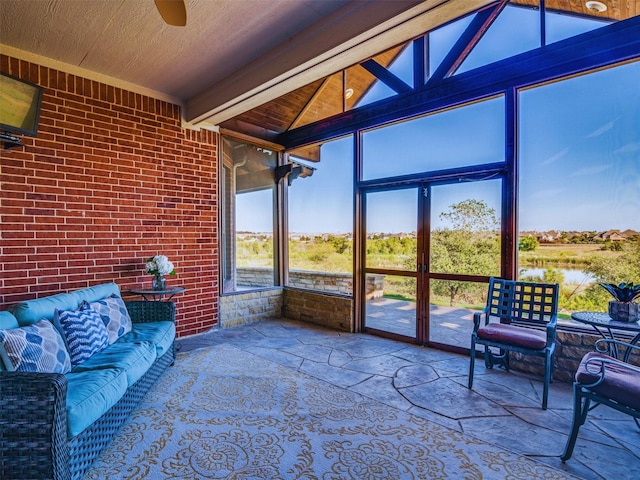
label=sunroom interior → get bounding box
[1,0,639,478]
[217,1,639,368]
[1,0,638,367]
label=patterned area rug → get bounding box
[87,345,577,479]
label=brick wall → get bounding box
[0,55,219,337]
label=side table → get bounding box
[129,286,185,302]
[571,311,640,361]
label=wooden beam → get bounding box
[277,15,640,149]
[428,0,508,84]
[360,59,413,94]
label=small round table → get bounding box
[571,311,640,361]
[129,286,185,302]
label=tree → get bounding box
[431,199,500,306]
[518,235,539,252]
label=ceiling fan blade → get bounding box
[154,0,187,26]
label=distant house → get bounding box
[595,230,626,241]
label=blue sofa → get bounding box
[0,283,176,480]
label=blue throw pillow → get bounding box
[90,294,132,344]
[55,302,109,365]
[0,319,71,373]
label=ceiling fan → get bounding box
[154,0,187,26]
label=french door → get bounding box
[363,177,503,351]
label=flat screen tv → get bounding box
[0,72,44,137]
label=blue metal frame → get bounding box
[278,15,640,148]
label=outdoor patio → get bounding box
[178,317,640,480]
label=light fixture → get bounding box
[585,1,607,13]
[345,88,354,100]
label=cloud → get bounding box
[613,142,640,155]
[528,187,565,200]
[586,116,620,138]
[540,147,569,166]
[570,164,612,177]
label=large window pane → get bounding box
[458,5,539,74]
[288,137,354,293]
[430,180,502,278]
[518,61,640,318]
[362,98,504,181]
[221,138,277,293]
[365,188,417,271]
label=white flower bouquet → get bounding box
[145,255,176,276]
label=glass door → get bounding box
[363,188,420,340]
[363,178,503,350]
[426,179,502,350]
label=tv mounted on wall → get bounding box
[1,72,44,148]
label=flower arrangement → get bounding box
[145,255,176,276]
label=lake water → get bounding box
[520,267,595,285]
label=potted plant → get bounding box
[599,282,640,322]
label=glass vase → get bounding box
[152,274,166,291]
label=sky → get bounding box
[238,6,640,235]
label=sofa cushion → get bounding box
[55,302,109,365]
[89,294,132,344]
[65,367,128,438]
[0,319,71,373]
[0,311,19,330]
[73,341,157,387]
[119,321,175,357]
[9,283,121,326]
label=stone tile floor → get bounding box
[177,318,640,480]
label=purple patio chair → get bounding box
[561,338,640,461]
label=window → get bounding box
[518,61,640,316]
[287,137,354,293]
[362,97,504,181]
[221,137,277,293]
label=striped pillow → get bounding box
[90,294,132,344]
[0,319,71,373]
[55,302,109,365]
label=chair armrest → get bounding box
[0,371,70,479]
[584,355,640,379]
[594,338,640,355]
[473,308,489,332]
[125,300,176,324]
[545,314,558,344]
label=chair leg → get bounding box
[484,346,493,369]
[561,384,590,462]
[542,351,552,410]
[469,336,476,389]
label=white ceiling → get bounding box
[0,0,492,129]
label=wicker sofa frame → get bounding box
[0,301,176,480]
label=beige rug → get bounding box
[87,345,578,479]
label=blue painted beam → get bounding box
[360,58,413,94]
[278,15,640,149]
[428,0,508,84]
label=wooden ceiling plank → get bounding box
[288,74,339,131]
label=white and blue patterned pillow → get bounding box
[55,302,109,365]
[0,319,71,373]
[89,294,132,344]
